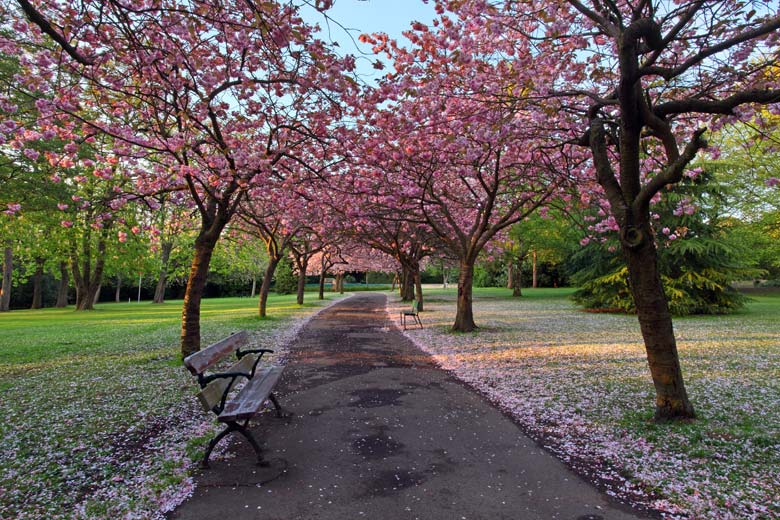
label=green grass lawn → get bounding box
[0,293,340,519]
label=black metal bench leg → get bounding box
[201,423,236,468]
[267,392,289,418]
[416,314,423,329]
[234,421,267,466]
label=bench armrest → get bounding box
[200,371,252,387]
[237,348,274,359]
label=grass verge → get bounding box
[0,294,341,519]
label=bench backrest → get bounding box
[183,330,249,376]
[183,331,265,413]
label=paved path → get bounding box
[171,293,648,520]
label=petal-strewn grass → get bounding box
[0,294,343,519]
[393,287,780,520]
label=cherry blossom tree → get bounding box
[4,0,356,355]
[358,17,575,331]
[440,0,780,419]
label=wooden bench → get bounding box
[400,299,423,330]
[183,330,286,468]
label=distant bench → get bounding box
[183,330,286,468]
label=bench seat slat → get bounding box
[218,366,284,423]
[194,354,258,412]
[183,331,249,375]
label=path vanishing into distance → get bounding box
[171,293,648,520]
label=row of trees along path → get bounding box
[1,0,779,422]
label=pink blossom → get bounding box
[61,220,74,228]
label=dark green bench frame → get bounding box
[183,331,286,468]
[400,299,423,330]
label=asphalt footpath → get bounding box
[170,293,648,520]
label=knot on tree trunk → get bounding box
[621,226,645,249]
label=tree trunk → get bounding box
[30,257,44,309]
[336,273,345,294]
[55,261,69,307]
[400,268,414,301]
[72,231,108,311]
[512,258,523,297]
[154,241,173,304]
[258,257,279,318]
[624,231,695,421]
[452,260,477,332]
[0,245,12,312]
[115,274,122,303]
[414,269,424,312]
[318,271,326,300]
[506,261,514,290]
[532,250,538,288]
[181,232,220,357]
[296,258,308,305]
[92,284,101,305]
[391,272,398,292]
[250,275,257,298]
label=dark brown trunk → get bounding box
[453,261,477,332]
[400,268,414,301]
[624,231,695,421]
[258,258,279,318]
[92,284,101,305]
[30,257,44,309]
[512,258,523,297]
[336,273,345,294]
[154,241,173,304]
[73,231,108,311]
[506,261,514,290]
[391,272,398,292]
[181,233,219,357]
[532,250,538,289]
[55,261,69,307]
[115,274,122,303]
[296,258,308,305]
[1,245,12,312]
[318,272,326,300]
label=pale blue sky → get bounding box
[302,0,438,80]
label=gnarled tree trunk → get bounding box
[453,261,476,332]
[55,261,69,307]
[154,241,173,304]
[30,257,44,309]
[0,245,12,312]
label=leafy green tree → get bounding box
[274,256,297,295]
[572,170,762,315]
